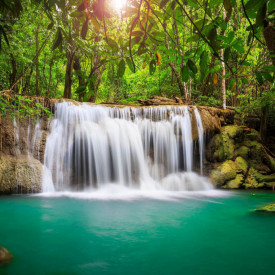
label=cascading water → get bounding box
[42,102,212,192]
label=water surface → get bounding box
[1,191,275,275]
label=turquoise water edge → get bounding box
[1,191,275,275]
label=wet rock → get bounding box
[207,125,275,189]
[235,156,248,173]
[225,174,244,189]
[235,145,249,159]
[0,154,42,194]
[210,160,237,187]
[0,246,13,265]
[255,204,275,213]
[244,168,264,189]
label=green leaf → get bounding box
[47,23,53,30]
[229,78,235,89]
[262,65,275,71]
[232,40,244,53]
[262,72,273,82]
[245,0,262,10]
[256,73,263,85]
[207,27,218,49]
[118,59,126,78]
[126,57,135,73]
[256,3,267,27]
[181,65,189,82]
[187,59,198,74]
[242,78,249,84]
[160,0,170,9]
[75,85,87,94]
[106,38,118,51]
[223,0,231,11]
[199,51,208,74]
[149,59,156,75]
[268,0,275,12]
[52,28,62,51]
[186,0,200,8]
[224,47,230,62]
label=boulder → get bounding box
[207,125,275,189]
[0,246,13,265]
[210,160,237,187]
[255,204,275,213]
[235,156,248,173]
[225,174,244,189]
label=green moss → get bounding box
[235,156,248,173]
[244,168,264,189]
[210,160,237,187]
[254,173,275,183]
[256,204,275,213]
[246,129,261,142]
[226,174,244,189]
[235,146,249,159]
[222,125,242,139]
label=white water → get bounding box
[42,102,211,193]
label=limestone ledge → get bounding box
[0,154,42,194]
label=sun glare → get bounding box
[112,0,127,12]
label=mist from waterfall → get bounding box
[42,102,211,193]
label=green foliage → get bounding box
[196,96,222,107]
[0,0,274,128]
[0,94,52,118]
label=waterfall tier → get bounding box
[42,102,212,192]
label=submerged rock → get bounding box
[255,204,275,213]
[0,246,13,265]
[0,154,42,194]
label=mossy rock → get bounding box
[255,204,275,213]
[225,174,244,189]
[246,129,261,142]
[244,168,264,189]
[206,134,224,162]
[235,145,249,159]
[210,160,237,187]
[235,156,248,173]
[0,246,13,265]
[254,173,275,183]
[222,125,243,139]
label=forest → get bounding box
[0,0,274,138]
[1,1,275,273]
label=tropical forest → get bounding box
[0,0,275,274]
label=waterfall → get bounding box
[194,107,204,174]
[42,102,212,192]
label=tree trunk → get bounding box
[263,24,275,67]
[260,105,268,142]
[220,6,231,109]
[64,51,75,99]
[35,22,40,96]
[35,15,43,96]
[221,48,226,109]
[88,55,105,103]
[46,60,53,97]
[9,54,18,93]
[73,56,86,101]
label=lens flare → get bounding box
[112,0,126,11]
